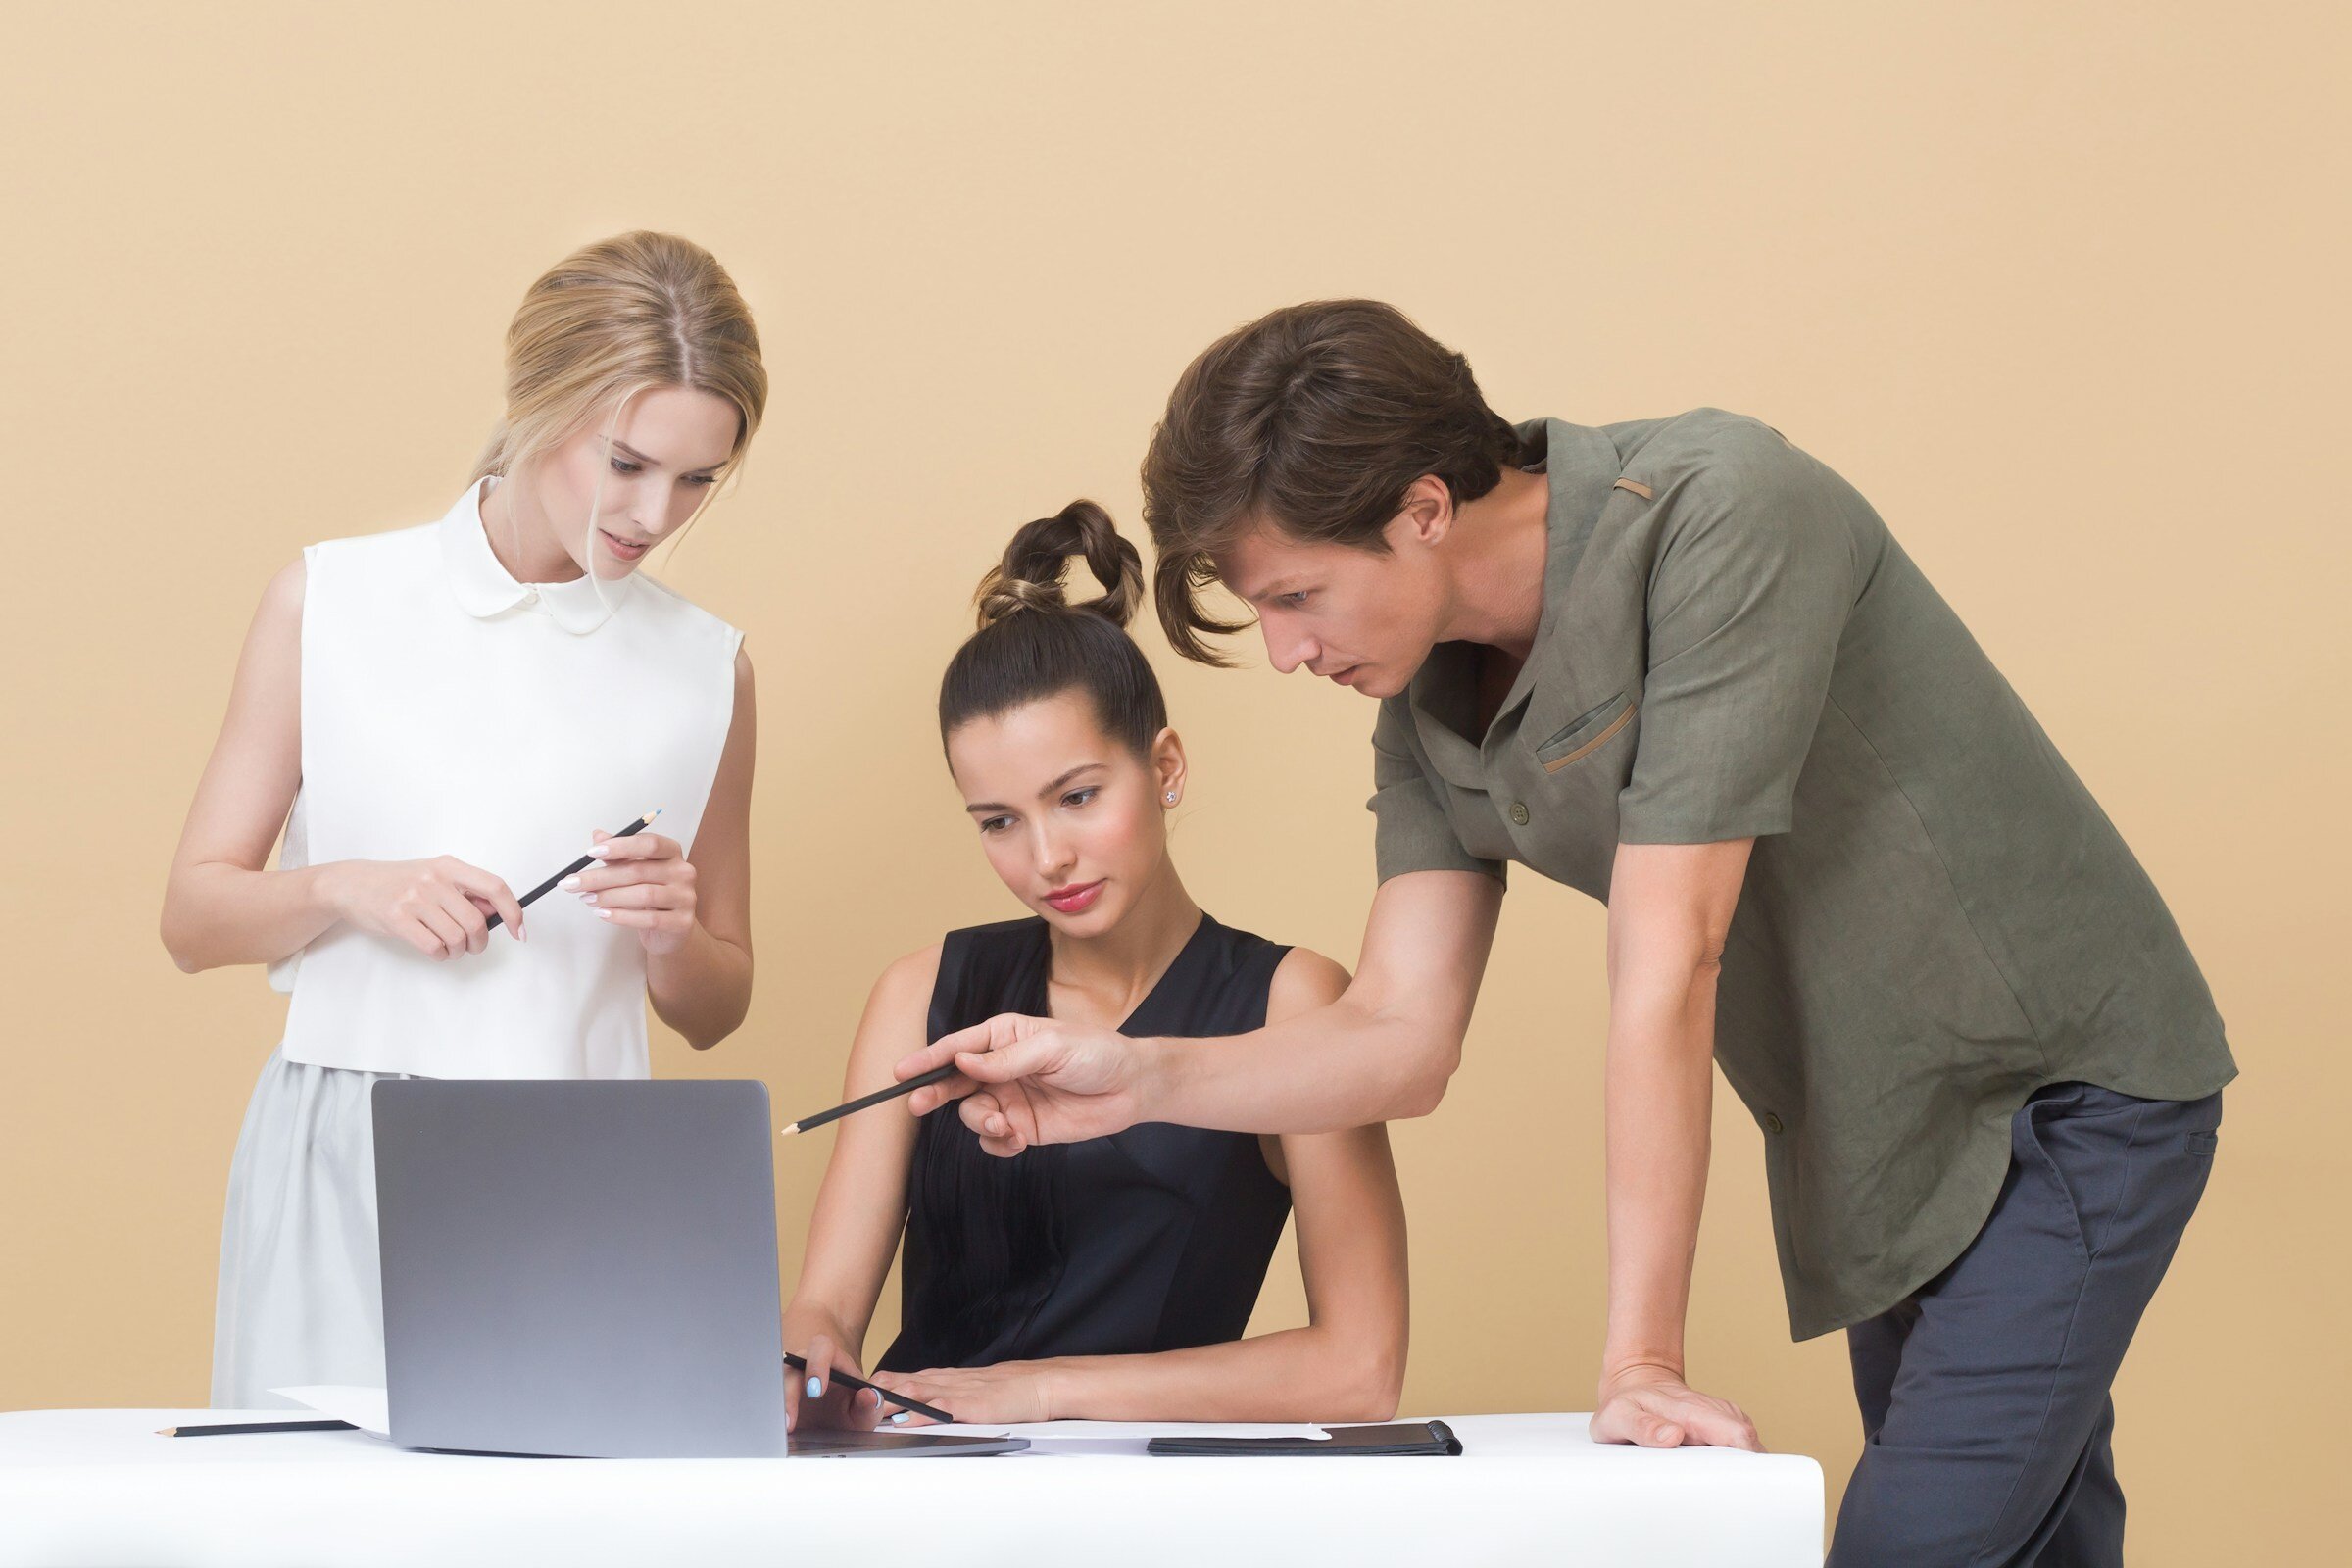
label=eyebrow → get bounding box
[1234,576,1304,607]
[964,762,1108,814]
[608,437,720,475]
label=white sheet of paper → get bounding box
[270,1384,391,1438]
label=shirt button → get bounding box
[1763,1112,1786,1135]
[521,588,539,604]
[1508,801,1530,826]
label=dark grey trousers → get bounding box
[1827,1082,2223,1568]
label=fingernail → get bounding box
[807,1377,822,1397]
[559,876,581,890]
[596,909,613,920]
[579,893,598,905]
[889,1412,909,1425]
[587,844,612,858]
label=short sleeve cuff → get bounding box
[1369,778,1507,883]
[1615,789,1795,846]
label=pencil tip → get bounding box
[779,1124,799,1137]
[156,1428,174,1437]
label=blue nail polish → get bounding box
[807,1377,822,1397]
[889,1411,909,1425]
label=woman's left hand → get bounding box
[564,828,698,956]
[864,1361,1058,1427]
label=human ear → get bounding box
[1396,474,1455,547]
[1151,728,1188,808]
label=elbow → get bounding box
[1326,1340,1407,1422]
[1363,996,1467,1120]
[1391,1044,1461,1120]
[1348,1379,1404,1425]
[673,950,754,1051]
[681,1000,751,1053]
[158,906,205,974]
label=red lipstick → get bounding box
[1043,880,1104,914]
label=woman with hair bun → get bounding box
[162,231,766,1406]
[782,501,1409,1432]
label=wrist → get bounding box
[781,1301,858,1353]
[1600,1349,1687,1394]
[645,911,706,973]
[1137,1036,1183,1122]
[1033,1358,1075,1422]
[309,861,355,923]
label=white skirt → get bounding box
[210,1046,416,1408]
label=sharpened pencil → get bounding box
[158,1419,357,1438]
[779,1061,962,1137]
[783,1352,956,1423]
[487,807,662,931]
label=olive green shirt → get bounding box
[1370,410,2236,1339]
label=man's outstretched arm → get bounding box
[897,868,1503,1150]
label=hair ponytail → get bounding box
[974,500,1144,630]
[940,501,1167,758]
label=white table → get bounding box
[0,1409,1823,1566]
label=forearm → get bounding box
[1599,961,1718,1381]
[781,1294,871,1360]
[1147,987,1469,1136]
[161,859,347,974]
[781,1220,893,1359]
[647,919,753,1050]
[1039,1323,1403,1424]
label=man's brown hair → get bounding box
[1140,299,1525,664]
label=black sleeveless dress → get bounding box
[877,913,1295,1372]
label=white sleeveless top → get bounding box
[270,480,743,1079]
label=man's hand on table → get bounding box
[1591,1362,1764,1451]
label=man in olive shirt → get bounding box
[903,301,2234,1564]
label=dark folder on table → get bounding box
[1147,1419,1462,1456]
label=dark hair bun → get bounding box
[975,500,1144,631]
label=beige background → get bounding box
[3,2,2344,1556]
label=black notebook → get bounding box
[1147,1419,1462,1457]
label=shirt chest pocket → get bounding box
[1533,690,1640,773]
[1510,690,1641,895]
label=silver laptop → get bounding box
[372,1079,1025,1459]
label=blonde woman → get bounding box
[162,232,766,1407]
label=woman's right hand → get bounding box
[784,1310,884,1434]
[322,857,527,957]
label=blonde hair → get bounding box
[472,231,766,573]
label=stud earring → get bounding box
[1164,792,1177,804]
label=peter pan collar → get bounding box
[439,478,633,635]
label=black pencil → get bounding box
[778,1062,961,1138]
[783,1353,956,1424]
[158,1418,357,1438]
[486,807,662,931]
